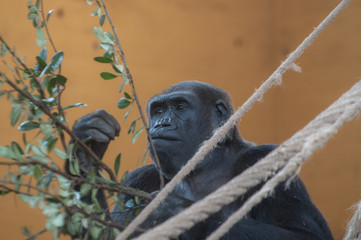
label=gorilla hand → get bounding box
[71,109,120,172]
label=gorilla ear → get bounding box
[215,100,229,126]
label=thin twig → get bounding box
[39,0,68,153]
[100,0,165,189]
[0,184,32,196]
[39,0,57,53]
[0,182,138,233]
[0,159,152,200]
[24,228,47,240]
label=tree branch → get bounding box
[39,0,68,153]
[100,0,164,189]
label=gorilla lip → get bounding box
[151,135,180,141]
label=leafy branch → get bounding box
[89,0,165,189]
[0,42,116,182]
[0,0,162,238]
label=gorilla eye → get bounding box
[154,108,165,115]
[176,104,186,111]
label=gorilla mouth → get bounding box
[151,135,180,141]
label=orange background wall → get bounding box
[1,0,361,239]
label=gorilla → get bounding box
[70,81,333,239]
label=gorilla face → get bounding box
[146,81,235,179]
[147,90,214,178]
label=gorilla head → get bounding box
[146,81,244,179]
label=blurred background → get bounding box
[1,0,361,239]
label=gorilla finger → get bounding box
[93,109,121,136]
[84,129,110,143]
[87,118,117,140]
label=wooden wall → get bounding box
[0,0,360,239]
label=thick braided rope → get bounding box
[344,200,361,240]
[116,0,352,239]
[133,80,361,240]
[206,81,361,240]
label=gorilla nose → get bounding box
[154,117,171,128]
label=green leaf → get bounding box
[52,214,65,227]
[80,183,92,196]
[118,98,131,109]
[46,9,55,22]
[51,74,67,86]
[69,157,80,176]
[39,51,64,78]
[39,47,47,61]
[119,80,125,93]
[99,14,106,26]
[0,190,10,195]
[86,0,94,5]
[90,224,102,239]
[36,38,47,48]
[128,120,138,134]
[54,148,67,159]
[35,47,47,76]
[114,153,121,177]
[41,76,53,90]
[125,199,134,208]
[11,141,24,155]
[35,56,47,76]
[10,106,22,126]
[93,26,114,45]
[22,227,31,236]
[132,127,144,144]
[86,168,96,184]
[18,121,40,131]
[120,170,129,183]
[94,56,113,63]
[45,138,58,152]
[0,146,15,159]
[1,43,7,57]
[63,103,87,110]
[36,27,46,39]
[91,7,101,17]
[141,151,147,165]
[135,196,140,205]
[47,75,67,94]
[19,194,42,208]
[36,56,47,67]
[91,189,101,209]
[27,12,37,20]
[57,175,71,189]
[124,92,132,99]
[100,72,118,80]
[123,105,133,121]
[33,165,42,180]
[112,64,123,74]
[40,123,53,138]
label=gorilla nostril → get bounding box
[155,117,172,128]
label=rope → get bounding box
[116,0,352,239]
[133,79,361,240]
[207,81,361,240]
[344,200,361,240]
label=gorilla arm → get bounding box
[65,109,120,211]
[115,145,333,240]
